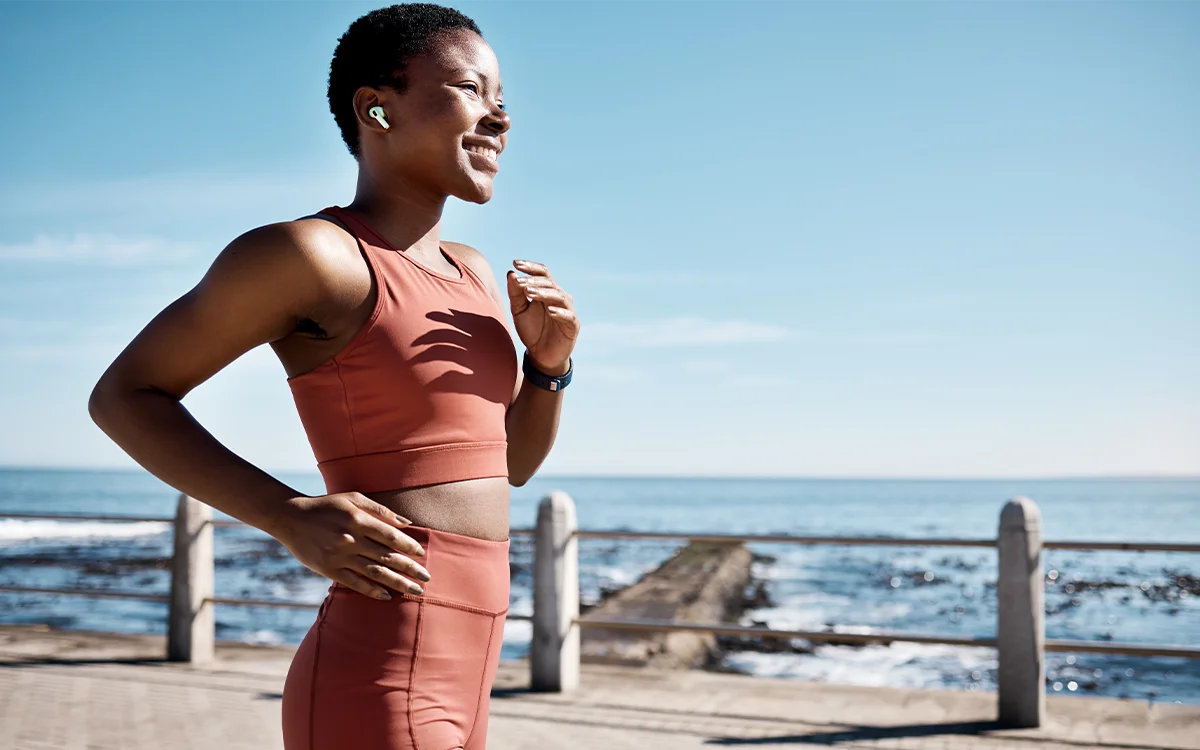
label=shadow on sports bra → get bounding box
[412,309,516,404]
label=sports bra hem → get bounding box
[318,441,509,494]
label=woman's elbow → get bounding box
[509,471,531,488]
[87,367,138,431]
[87,375,117,429]
[508,459,537,487]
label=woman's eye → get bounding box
[497,102,506,112]
[460,83,479,94]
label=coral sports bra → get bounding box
[287,206,518,494]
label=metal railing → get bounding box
[1,492,1197,729]
[563,528,1200,659]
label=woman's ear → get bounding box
[354,88,392,134]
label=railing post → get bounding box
[531,491,579,692]
[997,496,1044,727]
[167,493,214,663]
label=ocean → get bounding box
[1,468,1197,704]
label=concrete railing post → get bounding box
[167,493,214,663]
[531,491,579,692]
[997,496,1044,728]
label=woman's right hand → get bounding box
[272,493,431,600]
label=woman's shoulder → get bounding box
[216,215,362,285]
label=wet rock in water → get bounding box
[1167,571,1199,596]
[743,580,773,609]
[1057,579,1128,593]
[907,570,945,586]
[717,631,814,656]
[2,551,169,575]
[215,540,292,568]
[1134,574,1197,603]
[257,568,307,585]
[939,557,981,573]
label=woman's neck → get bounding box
[350,170,447,257]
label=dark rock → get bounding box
[717,632,814,656]
[742,580,773,609]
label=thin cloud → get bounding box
[898,292,981,311]
[587,271,721,286]
[0,234,194,265]
[585,363,644,384]
[853,331,940,346]
[587,317,796,348]
[728,372,790,388]
[680,358,735,374]
[0,169,354,221]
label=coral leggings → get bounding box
[282,526,510,750]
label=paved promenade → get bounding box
[1,625,1197,750]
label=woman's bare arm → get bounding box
[90,223,325,531]
[89,221,428,600]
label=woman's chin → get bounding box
[453,177,495,205]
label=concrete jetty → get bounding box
[581,540,752,668]
[1,624,1196,750]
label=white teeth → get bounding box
[466,145,497,161]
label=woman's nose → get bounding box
[485,108,510,136]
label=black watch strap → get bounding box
[522,352,572,392]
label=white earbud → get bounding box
[368,105,390,130]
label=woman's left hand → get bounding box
[506,260,579,376]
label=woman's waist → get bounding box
[362,476,511,542]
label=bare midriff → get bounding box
[364,476,511,542]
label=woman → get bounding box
[88,4,578,749]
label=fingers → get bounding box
[343,493,423,556]
[356,557,426,596]
[513,275,558,290]
[506,270,531,314]
[524,286,572,309]
[513,259,553,279]
[331,568,393,601]
[332,518,430,599]
[358,515,426,559]
[348,494,412,531]
[358,537,431,584]
[511,268,574,314]
[546,306,580,338]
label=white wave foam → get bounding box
[0,519,169,541]
[745,592,859,631]
[593,565,640,586]
[503,618,532,644]
[241,629,285,646]
[508,594,532,618]
[724,641,996,690]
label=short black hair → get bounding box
[328,3,482,158]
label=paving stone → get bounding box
[0,626,1196,750]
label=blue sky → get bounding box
[1,1,1196,478]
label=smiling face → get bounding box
[357,29,509,204]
